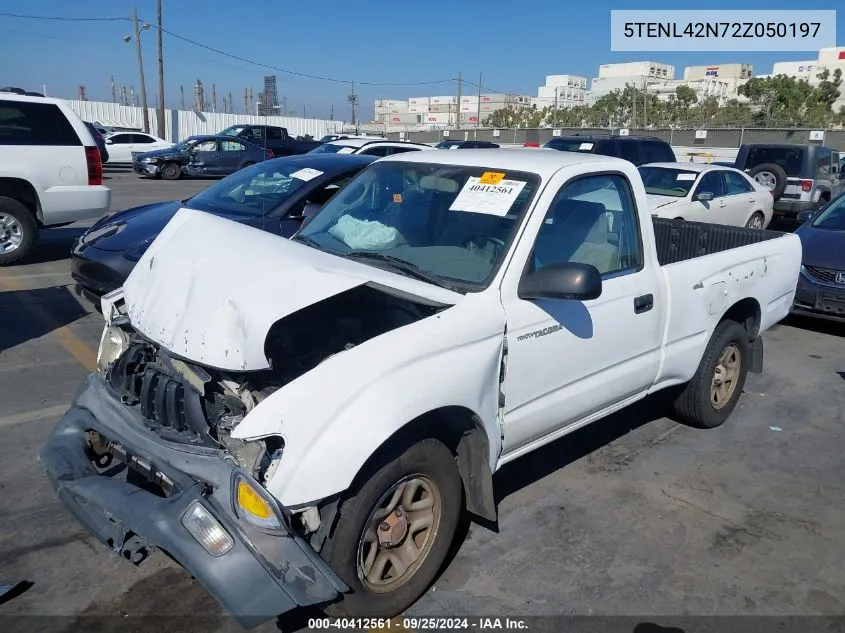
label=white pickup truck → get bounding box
[42,150,801,627]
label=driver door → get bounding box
[691,170,730,224]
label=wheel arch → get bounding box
[345,406,496,523]
[0,177,42,225]
[719,297,763,373]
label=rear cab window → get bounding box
[0,100,81,146]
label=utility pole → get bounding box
[156,0,166,138]
[228,91,233,114]
[244,88,248,114]
[348,81,358,132]
[554,86,559,127]
[133,6,150,133]
[282,96,287,116]
[455,72,462,130]
[110,75,117,103]
[631,83,636,129]
[330,104,334,120]
[212,84,217,112]
[476,72,482,128]
[180,85,185,110]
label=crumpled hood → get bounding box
[122,209,462,370]
[134,146,181,160]
[646,193,682,211]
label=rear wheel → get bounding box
[745,212,765,230]
[0,196,38,265]
[671,320,750,429]
[322,438,462,617]
[160,162,181,180]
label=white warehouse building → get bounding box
[589,61,676,102]
[755,47,845,111]
[534,74,589,109]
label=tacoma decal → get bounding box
[516,324,563,342]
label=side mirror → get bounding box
[797,210,816,223]
[105,139,113,145]
[518,262,602,301]
[696,191,714,202]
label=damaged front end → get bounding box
[39,295,355,628]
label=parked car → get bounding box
[71,153,375,303]
[638,162,773,229]
[320,134,382,143]
[543,135,676,166]
[0,93,110,264]
[45,149,801,626]
[308,138,435,156]
[83,121,109,164]
[791,191,845,322]
[132,135,216,180]
[219,124,323,156]
[104,131,173,163]
[435,140,500,149]
[184,137,275,178]
[733,143,844,219]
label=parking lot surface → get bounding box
[1,168,843,632]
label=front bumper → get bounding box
[70,244,131,304]
[773,199,818,218]
[40,374,346,628]
[133,161,160,176]
[791,269,845,322]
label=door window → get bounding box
[722,170,754,195]
[530,174,643,277]
[593,140,618,157]
[360,145,391,156]
[693,171,725,198]
[387,147,422,155]
[815,148,831,178]
[240,127,264,143]
[130,134,155,144]
[108,133,133,144]
[221,140,247,152]
[617,141,639,164]
[0,100,81,146]
[266,127,284,140]
[193,140,218,152]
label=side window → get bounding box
[815,148,831,178]
[266,128,283,140]
[641,141,674,164]
[361,145,391,156]
[131,134,155,144]
[241,128,263,142]
[694,171,725,198]
[723,170,754,195]
[530,174,642,278]
[617,141,639,164]
[593,140,618,157]
[221,140,246,152]
[388,147,421,155]
[193,140,217,152]
[0,100,81,146]
[109,133,132,144]
[308,175,355,206]
[832,153,840,174]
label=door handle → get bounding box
[634,294,654,314]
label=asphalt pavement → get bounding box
[0,168,843,633]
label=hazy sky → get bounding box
[1,0,842,121]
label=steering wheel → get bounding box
[462,235,506,261]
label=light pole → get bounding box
[156,0,166,139]
[124,7,151,133]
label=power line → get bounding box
[0,12,457,88]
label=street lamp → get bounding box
[124,7,151,133]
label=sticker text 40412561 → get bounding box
[449,176,528,216]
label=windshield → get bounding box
[309,142,355,155]
[638,166,699,198]
[219,125,246,137]
[187,161,319,215]
[173,138,200,152]
[744,146,803,175]
[811,193,845,230]
[297,161,540,291]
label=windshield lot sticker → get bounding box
[676,173,697,181]
[289,168,324,182]
[393,193,403,203]
[479,171,506,184]
[337,147,355,154]
[579,142,594,150]
[449,177,528,216]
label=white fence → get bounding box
[66,100,344,142]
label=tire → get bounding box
[745,212,765,230]
[671,320,750,429]
[160,162,182,180]
[0,196,39,265]
[322,438,462,617]
[748,163,787,200]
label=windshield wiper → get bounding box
[344,252,455,290]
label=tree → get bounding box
[674,85,698,108]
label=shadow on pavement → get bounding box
[0,285,90,354]
[781,314,844,338]
[14,227,87,266]
[492,392,673,506]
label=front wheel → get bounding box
[745,212,765,230]
[0,196,38,265]
[322,438,462,617]
[671,320,750,429]
[160,162,182,180]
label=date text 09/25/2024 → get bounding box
[307,617,530,630]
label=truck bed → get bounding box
[651,217,785,266]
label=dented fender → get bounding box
[231,292,507,508]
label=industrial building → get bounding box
[533,75,588,109]
[588,61,676,102]
[374,93,531,126]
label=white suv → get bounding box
[0,94,111,264]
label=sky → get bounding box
[0,0,842,122]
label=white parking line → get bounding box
[0,405,68,429]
